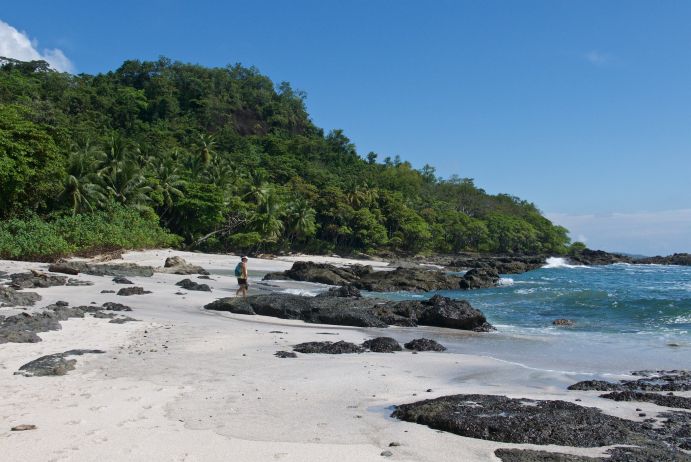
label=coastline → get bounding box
[1,250,687,461]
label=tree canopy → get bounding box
[0,56,571,258]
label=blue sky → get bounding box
[2,1,690,254]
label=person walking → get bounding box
[235,256,249,297]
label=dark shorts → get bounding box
[237,278,248,287]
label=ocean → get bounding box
[362,258,691,376]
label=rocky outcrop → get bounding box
[568,249,634,266]
[15,349,105,377]
[568,370,691,392]
[0,286,41,307]
[9,271,67,289]
[600,391,691,409]
[362,337,402,352]
[637,253,691,266]
[404,338,447,351]
[0,302,136,343]
[49,261,154,277]
[175,279,211,292]
[263,261,500,292]
[392,394,646,447]
[293,341,364,354]
[159,256,210,275]
[448,254,547,274]
[117,286,152,296]
[204,294,493,331]
[494,446,689,462]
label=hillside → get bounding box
[0,57,572,260]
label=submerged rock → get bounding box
[293,341,364,354]
[0,286,41,307]
[117,286,152,296]
[553,319,576,326]
[204,294,492,331]
[362,337,402,352]
[175,279,211,292]
[403,338,447,352]
[15,349,105,377]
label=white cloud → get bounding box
[584,50,609,65]
[0,19,73,72]
[547,209,691,256]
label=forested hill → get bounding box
[0,56,573,260]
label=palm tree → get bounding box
[152,157,185,213]
[58,141,107,215]
[101,160,152,209]
[253,190,285,242]
[286,198,316,243]
[198,134,216,165]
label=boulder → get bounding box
[117,286,152,296]
[204,294,493,331]
[404,338,447,352]
[112,276,133,284]
[46,263,80,275]
[293,341,364,354]
[458,268,500,289]
[449,254,547,274]
[275,351,298,358]
[568,249,634,266]
[355,267,466,292]
[0,286,41,307]
[362,337,402,352]
[160,256,210,275]
[315,285,362,298]
[175,279,211,292]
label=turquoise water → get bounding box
[364,259,691,374]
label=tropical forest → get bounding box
[0,56,573,261]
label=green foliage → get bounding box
[0,56,571,259]
[0,206,179,261]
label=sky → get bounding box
[1,1,689,255]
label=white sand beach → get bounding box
[0,250,658,461]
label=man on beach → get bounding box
[235,256,249,297]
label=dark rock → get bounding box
[9,271,67,289]
[274,351,297,358]
[362,337,402,352]
[66,278,93,286]
[15,349,105,377]
[569,370,691,392]
[47,262,80,275]
[55,300,69,307]
[380,451,393,457]
[315,285,362,298]
[0,286,41,307]
[11,424,37,431]
[161,256,210,275]
[101,302,132,311]
[112,276,134,284]
[48,261,154,277]
[553,319,576,326]
[458,268,500,290]
[404,338,447,352]
[117,286,152,296]
[197,275,213,280]
[636,253,691,266]
[494,446,691,462]
[263,261,501,292]
[0,312,61,343]
[568,249,634,266]
[600,391,691,409]
[293,341,364,354]
[391,394,647,447]
[108,316,138,324]
[494,448,598,461]
[175,279,211,292]
[204,294,492,331]
[448,254,547,274]
[101,290,115,293]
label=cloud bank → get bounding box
[0,19,73,72]
[547,209,691,256]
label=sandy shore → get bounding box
[0,250,655,461]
